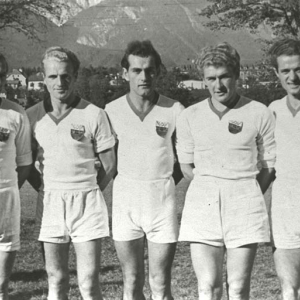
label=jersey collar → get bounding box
[126,92,159,121]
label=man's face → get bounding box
[204,64,238,105]
[123,55,159,99]
[43,58,77,103]
[275,55,300,97]
[0,61,7,92]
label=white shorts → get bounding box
[112,176,178,243]
[36,188,109,243]
[0,186,20,251]
[271,179,300,249]
[179,177,270,248]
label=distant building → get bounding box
[28,73,44,90]
[6,69,27,88]
[178,80,206,90]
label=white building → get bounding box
[28,73,44,90]
[6,69,27,88]
[178,80,206,90]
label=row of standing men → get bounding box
[0,38,299,300]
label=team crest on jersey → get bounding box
[156,121,169,137]
[0,127,10,142]
[71,124,85,141]
[228,120,243,134]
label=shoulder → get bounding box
[239,96,272,116]
[1,98,25,115]
[157,94,185,116]
[105,95,127,113]
[26,101,44,118]
[268,97,286,111]
[181,98,209,118]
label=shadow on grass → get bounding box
[10,289,47,300]
[103,280,123,286]
[101,265,120,273]
[10,269,46,282]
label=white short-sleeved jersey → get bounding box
[176,96,276,180]
[27,99,115,191]
[105,94,184,180]
[0,98,32,188]
[269,96,300,183]
[268,97,300,248]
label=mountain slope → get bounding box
[0,0,269,69]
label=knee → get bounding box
[123,269,144,290]
[149,270,169,293]
[78,272,100,295]
[198,282,222,299]
[279,277,300,299]
[227,279,250,299]
[47,268,69,290]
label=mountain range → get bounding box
[0,0,272,69]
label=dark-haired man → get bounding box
[106,40,184,300]
[268,38,300,300]
[0,53,32,299]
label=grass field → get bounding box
[9,180,281,300]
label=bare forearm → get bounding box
[97,147,117,191]
[97,164,117,191]
[172,161,183,185]
[256,167,276,194]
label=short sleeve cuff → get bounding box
[94,136,115,153]
[177,151,194,164]
[16,152,33,166]
[260,159,275,169]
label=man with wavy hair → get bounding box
[176,42,276,300]
[106,40,184,300]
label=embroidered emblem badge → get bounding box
[156,121,169,137]
[228,120,243,134]
[71,124,85,141]
[0,127,10,142]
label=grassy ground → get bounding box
[9,180,281,299]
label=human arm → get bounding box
[175,109,195,181]
[15,108,33,188]
[256,167,275,194]
[97,146,117,191]
[256,106,276,194]
[94,109,117,191]
[171,131,183,185]
[180,163,195,181]
[17,165,32,188]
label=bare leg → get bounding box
[148,241,176,300]
[73,239,102,300]
[226,244,257,300]
[43,242,70,300]
[274,248,300,300]
[190,243,224,300]
[114,237,146,300]
[0,251,16,300]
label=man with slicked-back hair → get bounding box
[106,40,184,300]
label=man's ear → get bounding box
[273,67,279,78]
[123,67,129,82]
